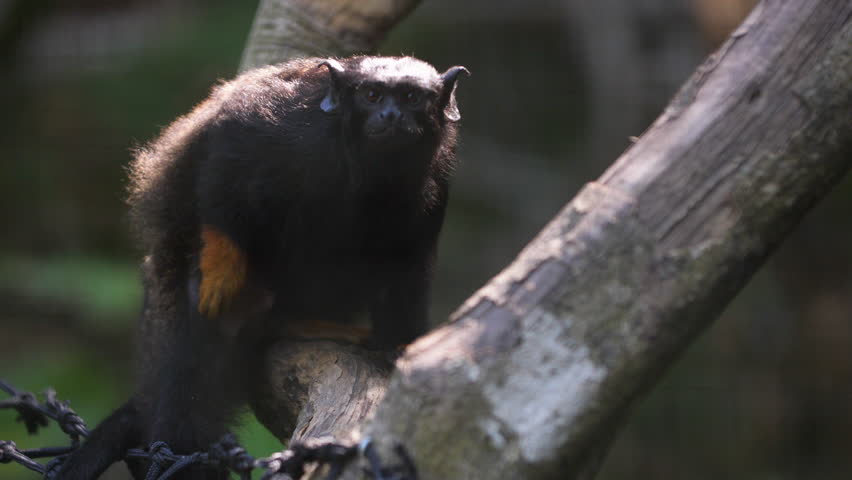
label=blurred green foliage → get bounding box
[0,2,286,478]
[0,256,140,325]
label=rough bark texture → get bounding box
[251,341,393,444]
[246,0,852,478]
[239,0,421,72]
[334,1,852,478]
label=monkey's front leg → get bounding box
[370,251,435,349]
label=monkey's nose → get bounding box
[378,106,400,122]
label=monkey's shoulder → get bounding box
[208,59,333,119]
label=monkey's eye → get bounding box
[361,88,383,104]
[403,90,421,105]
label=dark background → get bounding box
[2,0,851,478]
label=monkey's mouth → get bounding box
[366,126,394,138]
[365,125,418,143]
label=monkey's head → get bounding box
[318,56,469,153]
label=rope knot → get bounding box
[209,434,255,473]
[0,440,17,463]
[147,441,175,469]
[44,389,88,438]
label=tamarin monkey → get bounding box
[56,56,468,479]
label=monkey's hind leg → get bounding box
[53,400,142,479]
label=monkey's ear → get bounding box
[439,66,470,122]
[319,59,345,113]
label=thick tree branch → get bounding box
[245,0,852,478]
[251,341,393,444]
[239,0,421,72]
[335,1,852,478]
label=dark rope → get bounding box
[0,440,46,475]
[157,452,205,480]
[20,445,75,459]
[208,433,255,480]
[0,382,48,435]
[1,380,416,480]
[44,388,88,441]
[0,380,89,437]
[144,441,178,480]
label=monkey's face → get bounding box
[318,56,469,154]
[351,82,432,148]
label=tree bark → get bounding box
[336,1,852,478]
[250,341,393,445]
[239,0,421,72]
[247,0,852,479]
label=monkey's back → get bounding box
[128,60,329,268]
[127,57,453,346]
[127,60,333,367]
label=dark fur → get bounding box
[55,56,466,479]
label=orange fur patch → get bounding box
[282,319,372,344]
[199,225,247,318]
